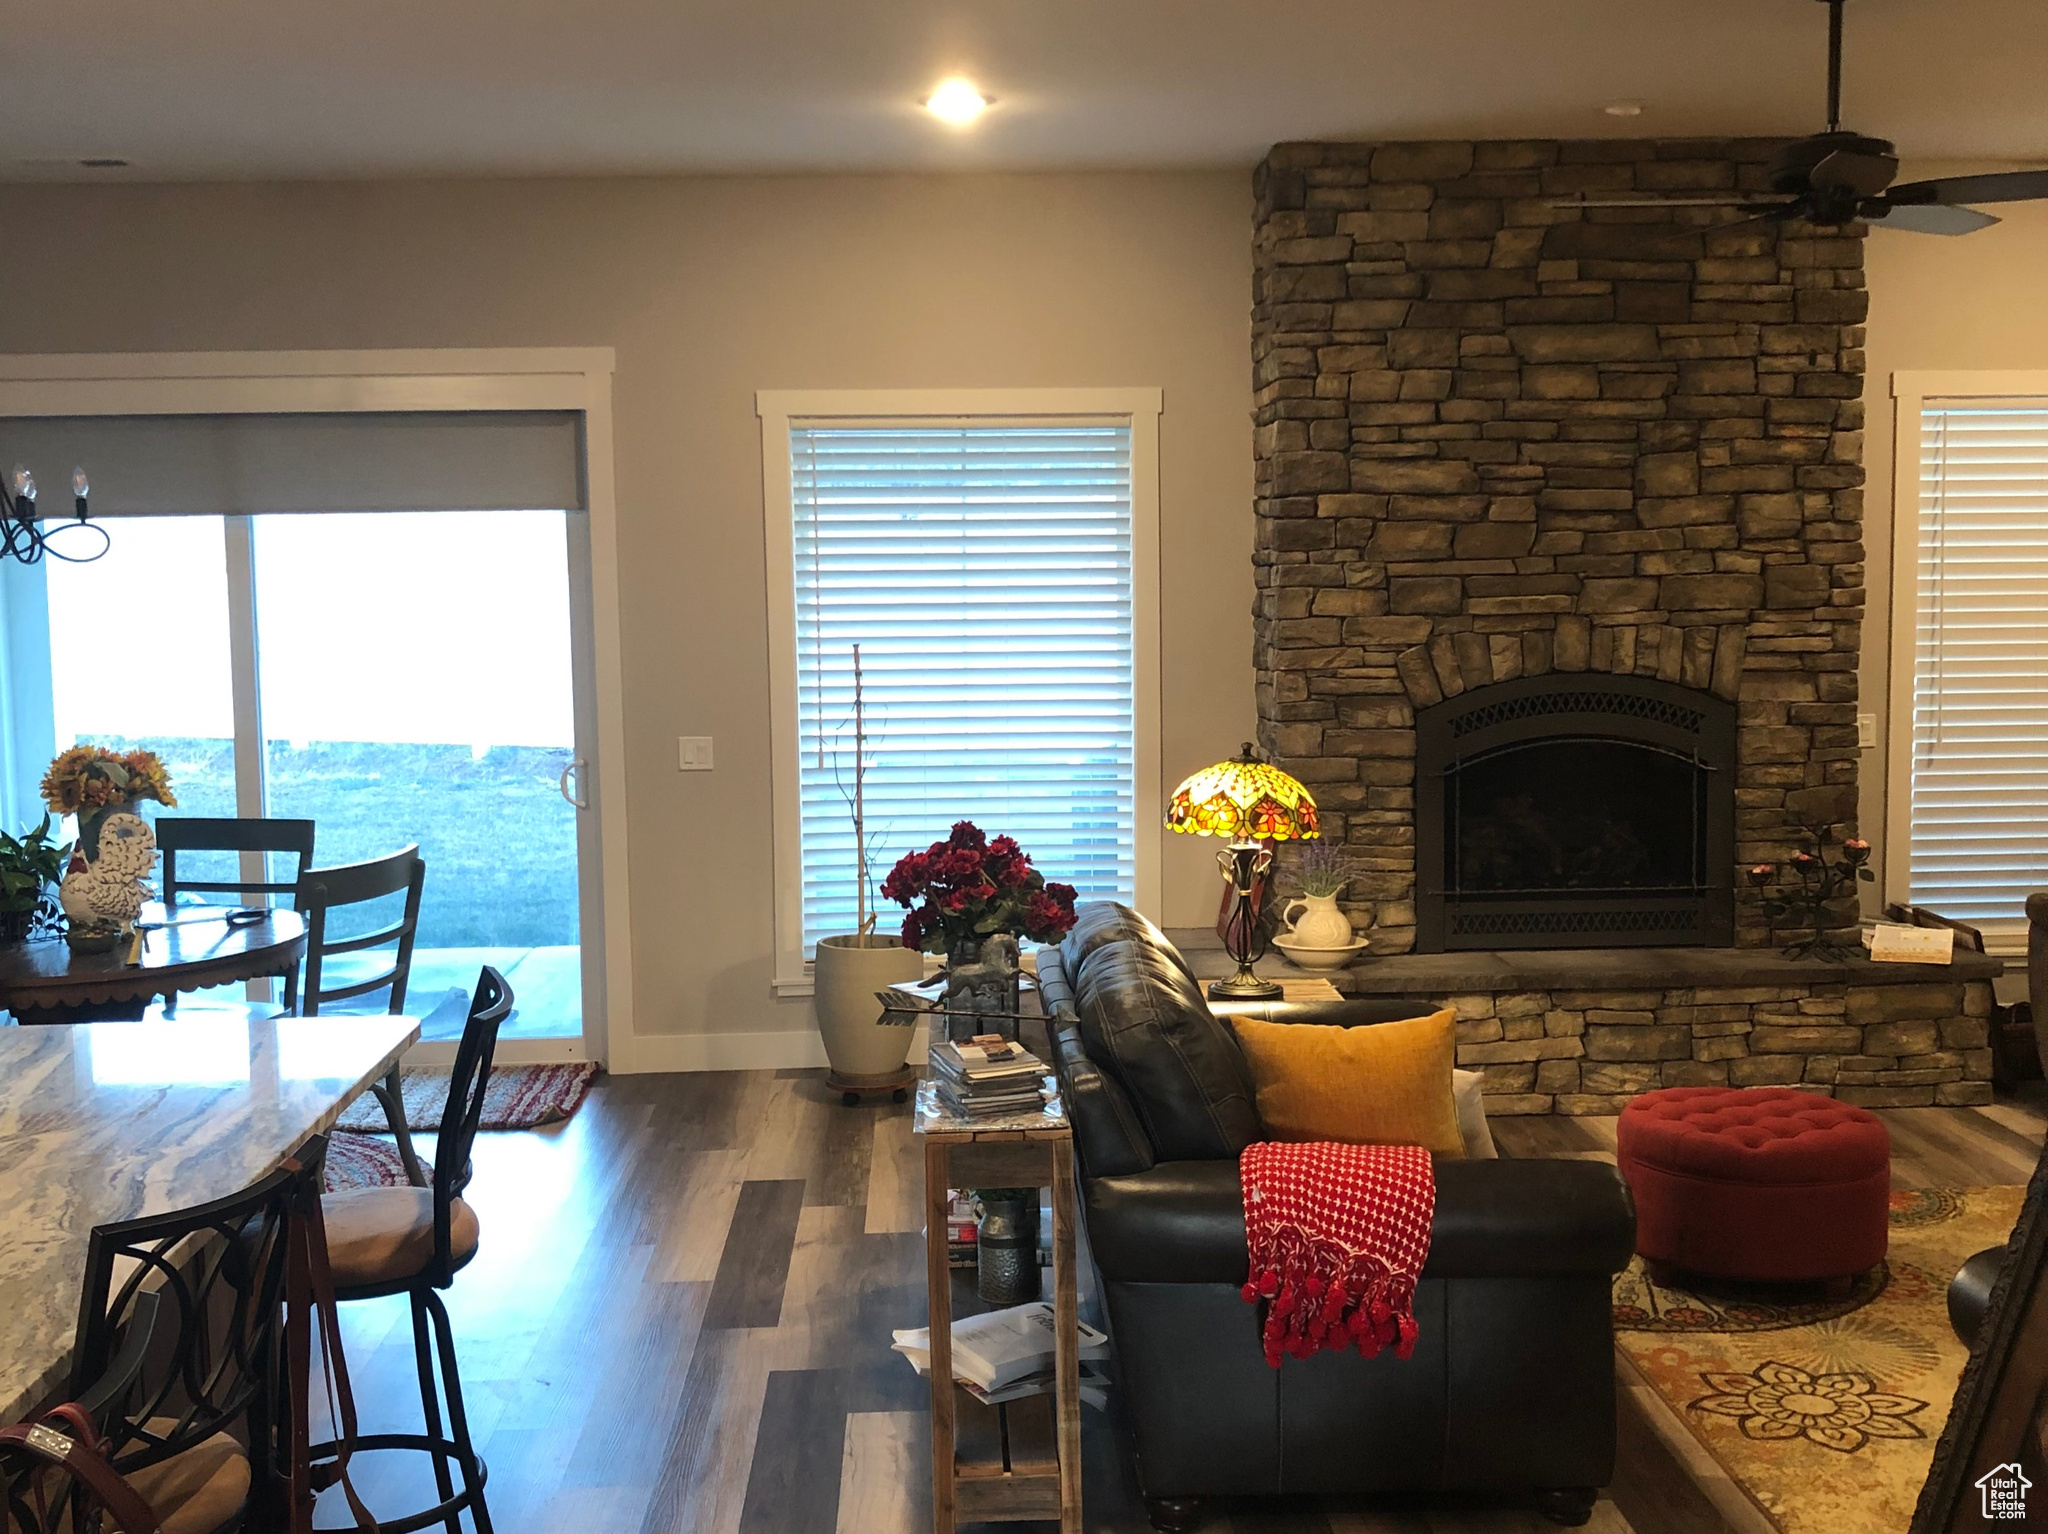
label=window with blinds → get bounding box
[789,420,1136,952]
[1908,399,2048,934]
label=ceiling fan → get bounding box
[1550,0,2048,236]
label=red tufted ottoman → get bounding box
[1616,1086,1891,1284]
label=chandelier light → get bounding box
[1,465,109,565]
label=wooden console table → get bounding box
[916,1083,1081,1534]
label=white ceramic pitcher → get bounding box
[1280,891,1353,948]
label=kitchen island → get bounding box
[0,1011,417,1422]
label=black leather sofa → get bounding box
[1038,903,1636,1530]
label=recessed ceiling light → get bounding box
[1603,101,1645,118]
[924,78,991,127]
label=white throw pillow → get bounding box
[1452,1068,1497,1159]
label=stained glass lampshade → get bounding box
[1167,745,1320,844]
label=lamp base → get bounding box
[1208,973,1283,1002]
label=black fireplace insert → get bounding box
[1415,674,1735,951]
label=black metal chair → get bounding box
[11,1140,332,1534]
[153,816,318,1014]
[295,846,431,1184]
[314,966,511,1534]
[0,1291,167,1534]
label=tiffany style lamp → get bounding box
[1167,744,1320,1001]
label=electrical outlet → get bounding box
[1857,713,1877,749]
[678,736,714,771]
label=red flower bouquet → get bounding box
[882,821,1079,954]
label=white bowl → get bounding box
[1274,935,1370,972]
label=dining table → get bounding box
[0,1010,418,1425]
[0,904,308,1025]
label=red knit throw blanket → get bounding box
[1238,1141,1435,1368]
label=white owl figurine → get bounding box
[60,810,158,933]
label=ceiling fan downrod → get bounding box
[1824,0,1845,133]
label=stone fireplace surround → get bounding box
[1246,136,1997,1111]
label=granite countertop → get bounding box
[0,1013,418,1422]
[1163,928,2005,993]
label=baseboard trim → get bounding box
[616,1022,932,1075]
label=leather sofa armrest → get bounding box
[1209,996,1442,1028]
[1083,1156,1635,1285]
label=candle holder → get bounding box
[1747,822,1874,962]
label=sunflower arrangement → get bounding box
[40,745,178,818]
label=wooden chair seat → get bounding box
[322,1186,479,1289]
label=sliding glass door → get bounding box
[252,511,584,1043]
[29,508,595,1048]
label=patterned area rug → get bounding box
[334,1062,598,1133]
[1615,1186,2023,1534]
[323,1130,431,1192]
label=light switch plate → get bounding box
[1857,713,1877,749]
[678,736,714,771]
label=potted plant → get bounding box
[0,814,71,943]
[883,821,1079,1042]
[812,647,927,1102]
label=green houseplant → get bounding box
[0,815,73,943]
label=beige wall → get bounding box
[0,171,1257,1062]
[1861,179,2048,921]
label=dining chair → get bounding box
[294,845,430,1184]
[153,816,318,1016]
[157,815,317,911]
[315,966,511,1534]
[38,1138,330,1534]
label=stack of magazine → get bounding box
[893,1302,1111,1410]
[927,1036,1050,1120]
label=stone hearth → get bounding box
[1170,931,2002,1114]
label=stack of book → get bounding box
[927,1035,1050,1120]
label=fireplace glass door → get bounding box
[1447,738,1706,901]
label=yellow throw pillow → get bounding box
[1230,1010,1464,1156]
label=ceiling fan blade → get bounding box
[1886,169,2048,207]
[1810,149,1899,198]
[1867,202,2002,236]
[1543,196,1760,209]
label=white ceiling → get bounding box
[3,0,2043,182]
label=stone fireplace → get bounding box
[1415,673,1735,950]
[1241,136,1998,1110]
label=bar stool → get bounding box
[1,1141,329,1533]
[313,966,510,1534]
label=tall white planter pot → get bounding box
[814,934,926,1104]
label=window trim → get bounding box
[1887,369,2048,953]
[756,387,1164,996]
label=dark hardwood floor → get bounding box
[323,1073,2046,1534]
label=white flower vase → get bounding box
[813,934,926,1103]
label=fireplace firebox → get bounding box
[1415,675,1736,952]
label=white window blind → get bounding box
[1909,398,2048,933]
[790,420,1136,951]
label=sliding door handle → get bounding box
[559,758,590,810]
